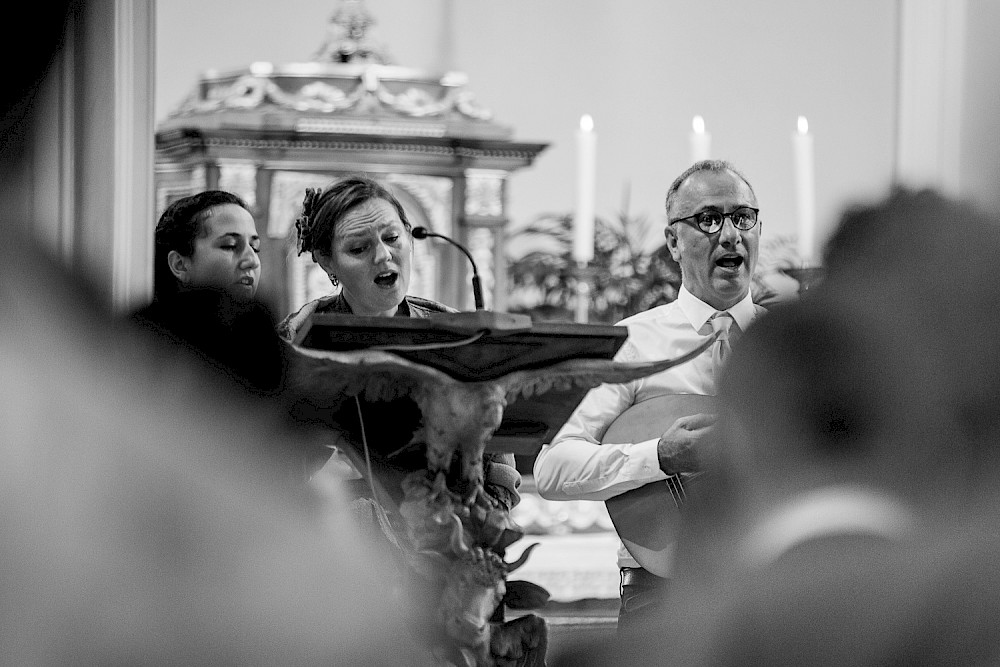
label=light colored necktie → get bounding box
[711,311,735,377]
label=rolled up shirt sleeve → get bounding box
[533,377,667,502]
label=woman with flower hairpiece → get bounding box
[277,176,455,337]
[278,175,521,510]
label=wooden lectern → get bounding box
[293,311,629,457]
[288,311,713,666]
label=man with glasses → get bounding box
[533,160,766,636]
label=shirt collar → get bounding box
[737,485,917,568]
[677,285,757,333]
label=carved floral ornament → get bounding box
[217,162,258,208]
[464,170,505,218]
[170,67,494,122]
[311,0,389,65]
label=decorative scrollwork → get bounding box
[169,68,497,124]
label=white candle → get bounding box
[690,115,711,163]
[573,114,596,264]
[793,115,816,266]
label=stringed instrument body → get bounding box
[602,393,717,577]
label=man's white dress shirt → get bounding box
[736,485,916,568]
[533,286,762,569]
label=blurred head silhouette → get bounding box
[820,188,1000,497]
[709,187,1000,557]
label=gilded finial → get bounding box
[312,0,392,64]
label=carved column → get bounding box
[388,174,453,308]
[463,169,507,311]
[217,161,259,210]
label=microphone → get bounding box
[410,225,532,334]
[412,226,484,310]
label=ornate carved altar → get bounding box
[155,1,547,319]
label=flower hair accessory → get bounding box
[294,187,324,255]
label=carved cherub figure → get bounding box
[311,0,392,64]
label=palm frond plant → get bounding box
[752,235,802,307]
[505,210,681,324]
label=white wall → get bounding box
[442,0,897,253]
[960,0,1000,213]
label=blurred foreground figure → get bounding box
[653,301,951,666]
[0,2,434,663]
[820,188,1000,501]
[553,188,1000,666]
[0,233,436,666]
[814,188,1000,665]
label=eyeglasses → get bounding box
[668,207,760,234]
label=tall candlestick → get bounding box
[690,115,711,163]
[793,115,816,266]
[573,114,596,265]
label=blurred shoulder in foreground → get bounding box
[0,231,436,665]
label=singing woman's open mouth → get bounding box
[374,270,398,288]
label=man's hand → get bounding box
[656,413,717,475]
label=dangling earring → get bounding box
[330,275,339,287]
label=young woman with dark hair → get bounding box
[153,190,260,302]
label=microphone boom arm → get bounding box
[412,227,485,310]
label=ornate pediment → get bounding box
[161,2,506,140]
[168,65,493,123]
